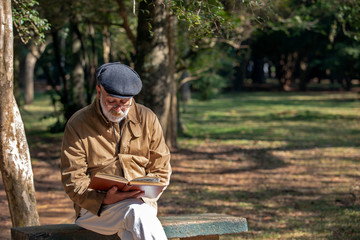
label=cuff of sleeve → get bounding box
[84,191,106,216]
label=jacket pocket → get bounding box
[88,158,122,178]
[119,154,149,180]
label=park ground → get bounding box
[0,89,360,239]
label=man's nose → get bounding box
[112,105,125,111]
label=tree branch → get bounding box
[116,0,136,48]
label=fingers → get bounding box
[108,186,118,195]
[128,190,145,198]
[107,187,143,198]
[122,190,144,198]
[103,189,145,205]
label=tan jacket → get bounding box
[61,98,171,217]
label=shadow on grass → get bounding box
[186,92,359,109]
[181,99,360,149]
[172,146,286,173]
[163,129,360,239]
[162,176,360,239]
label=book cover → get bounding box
[88,173,165,199]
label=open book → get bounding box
[88,172,165,199]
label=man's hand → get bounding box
[102,186,144,205]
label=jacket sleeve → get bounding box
[146,116,171,186]
[61,123,106,216]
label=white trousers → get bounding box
[75,198,167,240]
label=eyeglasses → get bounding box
[99,86,132,109]
[105,100,132,109]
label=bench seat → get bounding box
[11,213,248,240]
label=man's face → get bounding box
[97,85,132,123]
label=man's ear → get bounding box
[96,85,101,98]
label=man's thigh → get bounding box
[76,198,146,235]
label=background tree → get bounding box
[35,0,138,131]
[12,0,50,105]
[247,0,360,91]
[0,0,47,227]
[135,0,176,146]
[19,39,48,105]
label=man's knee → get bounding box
[126,202,156,223]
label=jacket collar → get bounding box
[126,99,141,124]
[126,100,142,137]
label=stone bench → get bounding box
[11,213,248,240]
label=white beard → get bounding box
[99,97,130,123]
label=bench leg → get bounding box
[180,235,220,240]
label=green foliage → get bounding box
[167,0,272,44]
[247,0,360,90]
[189,46,234,100]
[335,0,360,41]
[267,0,360,40]
[167,0,226,40]
[12,0,51,44]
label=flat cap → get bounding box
[96,62,142,98]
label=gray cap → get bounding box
[96,62,142,98]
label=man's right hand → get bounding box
[102,186,145,205]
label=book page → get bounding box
[131,176,160,183]
[95,173,128,183]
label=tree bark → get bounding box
[251,58,265,84]
[116,0,136,48]
[51,30,68,104]
[135,0,174,145]
[72,20,98,106]
[0,0,40,227]
[71,32,86,107]
[22,42,46,105]
[165,11,178,148]
[278,52,298,91]
[86,24,98,105]
[23,50,36,105]
[102,25,111,63]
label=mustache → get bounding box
[110,110,125,117]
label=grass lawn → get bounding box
[161,91,360,239]
[20,91,360,239]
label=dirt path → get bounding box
[1,141,358,239]
[0,159,74,240]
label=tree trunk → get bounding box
[72,19,97,106]
[102,25,111,63]
[165,11,178,148]
[0,0,40,227]
[251,58,265,84]
[278,52,298,91]
[51,30,68,104]
[299,61,308,91]
[70,19,86,109]
[23,50,36,105]
[234,49,250,91]
[116,0,136,48]
[86,24,98,105]
[344,77,352,91]
[71,34,85,107]
[22,41,47,105]
[135,0,173,144]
